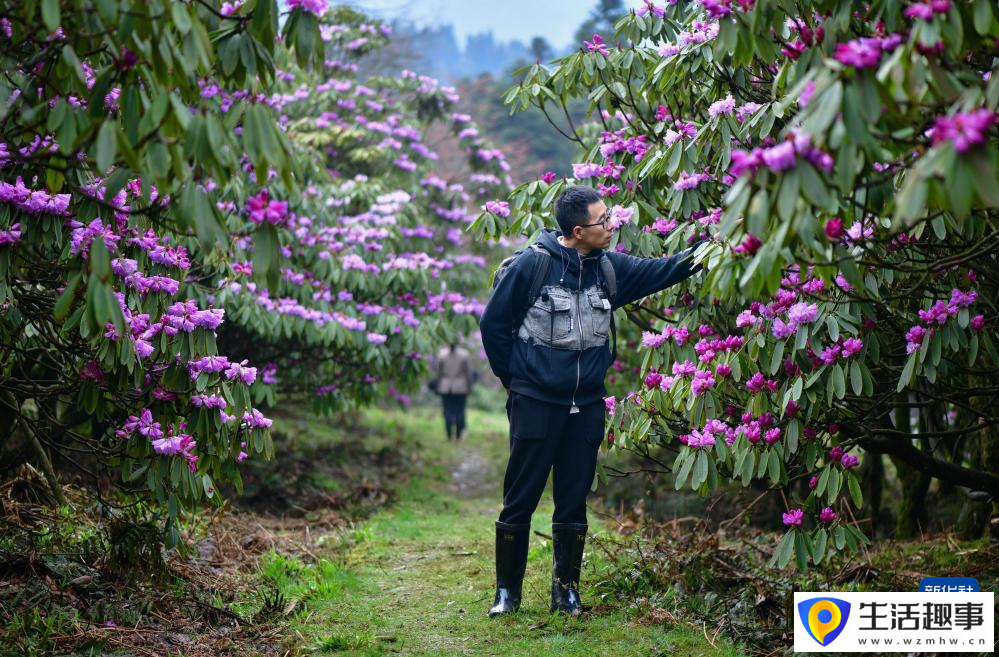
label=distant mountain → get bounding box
[386,21,566,83]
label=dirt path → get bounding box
[281,407,742,657]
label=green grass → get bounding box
[264,404,746,657]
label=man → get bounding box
[479,185,705,617]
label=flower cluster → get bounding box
[674,170,711,190]
[483,200,510,217]
[287,0,328,16]
[0,177,71,216]
[833,33,902,69]
[771,302,819,338]
[905,288,981,354]
[745,372,778,394]
[782,508,804,526]
[730,132,833,177]
[245,189,290,225]
[929,109,997,153]
[903,0,950,21]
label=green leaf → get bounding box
[768,448,781,485]
[693,450,709,487]
[826,316,839,342]
[894,168,928,226]
[794,532,810,571]
[827,467,842,504]
[776,169,800,222]
[834,525,846,550]
[817,466,830,496]
[969,153,999,207]
[96,120,118,172]
[812,529,828,564]
[774,530,794,568]
[769,340,785,375]
[171,3,193,34]
[974,0,994,35]
[53,272,82,321]
[89,240,111,281]
[831,363,846,399]
[897,355,916,392]
[850,360,862,395]
[675,452,694,489]
[803,81,842,136]
[42,0,61,32]
[848,471,863,508]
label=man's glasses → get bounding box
[577,212,611,230]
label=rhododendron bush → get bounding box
[474,0,998,569]
[0,1,506,544]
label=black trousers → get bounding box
[497,392,605,526]
[441,393,467,437]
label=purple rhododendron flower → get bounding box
[841,337,863,358]
[824,217,844,239]
[819,507,838,523]
[584,34,610,56]
[782,508,804,526]
[483,200,510,217]
[930,109,997,153]
[287,0,328,15]
[708,94,735,118]
[840,453,860,469]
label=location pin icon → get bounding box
[808,600,842,645]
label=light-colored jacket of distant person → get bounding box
[435,346,474,395]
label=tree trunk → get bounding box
[861,453,884,537]
[24,418,69,507]
[890,395,931,539]
[956,393,997,540]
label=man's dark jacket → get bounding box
[479,229,703,407]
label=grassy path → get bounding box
[277,405,745,657]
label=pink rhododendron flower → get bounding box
[733,233,762,256]
[708,94,735,118]
[841,337,863,358]
[584,34,610,56]
[782,508,804,526]
[483,200,510,217]
[641,330,669,348]
[824,217,844,239]
[834,34,901,69]
[287,0,328,15]
[930,109,997,153]
[840,453,860,469]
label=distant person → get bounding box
[432,343,476,441]
[479,185,707,617]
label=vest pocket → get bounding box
[522,287,572,344]
[587,291,611,338]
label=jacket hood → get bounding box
[536,229,604,274]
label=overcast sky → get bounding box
[342,0,608,50]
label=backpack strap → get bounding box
[511,244,551,335]
[598,254,616,304]
[599,254,618,362]
[526,244,551,306]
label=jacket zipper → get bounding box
[570,253,584,414]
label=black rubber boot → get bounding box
[488,521,530,617]
[550,523,587,616]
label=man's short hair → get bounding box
[554,185,601,236]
